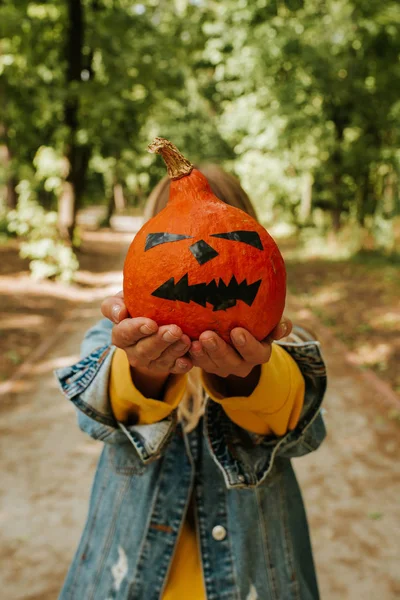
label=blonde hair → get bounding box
[145,165,259,432]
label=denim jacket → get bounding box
[55,319,327,600]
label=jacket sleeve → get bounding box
[203,326,327,489]
[202,343,305,436]
[54,319,179,464]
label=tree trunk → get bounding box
[0,138,17,209]
[6,176,18,209]
[356,170,370,227]
[330,165,344,232]
[58,182,75,240]
[330,206,342,232]
[60,0,91,241]
[298,172,313,224]
[105,179,126,226]
[330,118,345,232]
[114,183,125,212]
[383,167,396,216]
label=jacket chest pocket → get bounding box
[108,444,146,476]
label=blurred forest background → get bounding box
[1,5,400,596]
[0,0,399,392]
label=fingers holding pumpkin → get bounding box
[230,328,273,365]
[189,339,218,373]
[267,317,292,341]
[150,333,193,374]
[190,327,280,379]
[111,317,158,349]
[191,332,246,378]
[101,290,129,324]
[121,323,192,374]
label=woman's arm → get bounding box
[202,343,305,436]
[109,348,187,425]
[202,327,327,488]
[54,313,189,463]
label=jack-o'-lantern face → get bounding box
[124,190,286,343]
[123,140,285,344]
[146,230,263,312]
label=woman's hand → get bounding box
[101,291,292,397]
[189,319,292,397]
[101,291,193,375]
[189,320,292,378]
[101,291,193,398]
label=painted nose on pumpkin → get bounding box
[189,240,219,265]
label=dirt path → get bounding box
[288,300,400,600]
[0,271,399,599]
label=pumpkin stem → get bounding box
[148,138,193,180]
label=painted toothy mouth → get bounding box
[151,274,261,311]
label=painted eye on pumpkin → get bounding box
[210,231,263,251]
[145,232,193,251]
[145,230,263,254]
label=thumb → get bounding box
[101,290,129,324]
[269,318,292,341]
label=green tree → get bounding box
[0,1,65,209]
[2,0,399,260]
[198,0,400,232]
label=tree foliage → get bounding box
[199,0,400,230]
[1,0,399,262]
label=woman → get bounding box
[55,161,327,600]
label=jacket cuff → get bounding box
[55,342,179,462]
[203,339,327,489]
[109,348,187,424]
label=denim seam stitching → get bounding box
[222,486,241,600]
[159,431,195,598]
[109,446,145,476]
[255,486,279,600]
[68,458,112,599]
[71,396,117,428]
[278,476,302,600]
[88,477,131,600]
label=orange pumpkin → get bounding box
[123,138,286,344]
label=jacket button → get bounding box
[212,525,227,541]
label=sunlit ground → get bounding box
[0,228,135,383]
[280,233,400,394]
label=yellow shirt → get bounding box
[109,344,305,599]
